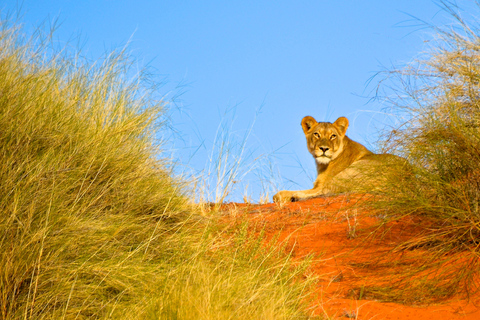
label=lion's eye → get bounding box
[314,132,320,139]
[330,134,337,140]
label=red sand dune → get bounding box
[220,195,480,319]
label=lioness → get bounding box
[273,116,398,203]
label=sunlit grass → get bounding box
[0,17,319,319]
[361,1,480,303]
[194,106,281,206]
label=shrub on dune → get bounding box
[368,3,480,302]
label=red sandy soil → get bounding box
[219,195,480,320]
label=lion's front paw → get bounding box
[273,191,297,203]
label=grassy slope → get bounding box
[0,21,317,319]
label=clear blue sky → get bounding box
[2,1,456,202]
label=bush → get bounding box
[367,2,480,302]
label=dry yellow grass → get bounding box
[0,18,318,320]
[362,1,480,302]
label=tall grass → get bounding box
[364,1,480,302]
[0,18,186,319]
[0,18,318,319]
[195,106,281,205]
[196,107,258,205]
[132,223,317,320]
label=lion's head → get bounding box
[301,116,349,165]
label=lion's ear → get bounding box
[301,116,317,134]
[333,117,349,136]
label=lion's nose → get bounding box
[319,147,329,153]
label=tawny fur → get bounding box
[273,116,397,203]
